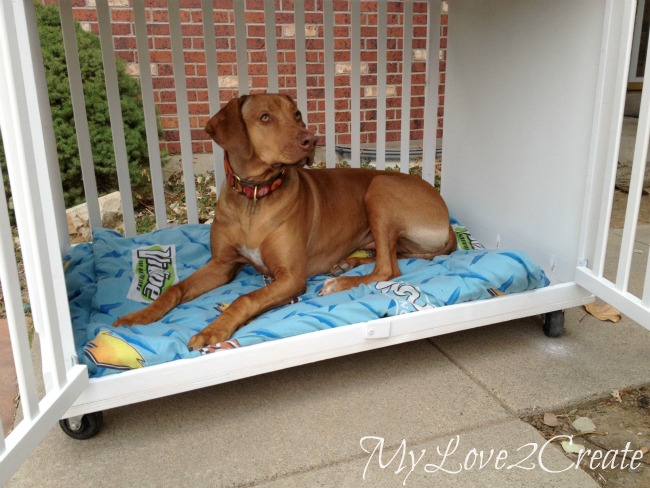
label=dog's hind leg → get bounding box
[320,174,454,295]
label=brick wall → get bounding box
[49,0,447,156]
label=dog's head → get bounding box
[205,94,318,182]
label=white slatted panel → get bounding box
[264,0,279,93]
[202,0,225,190]
[375,0,388,170]
[59,0,101,230]
[422,0,441,185]
[169,0,199,224]
[133,1,167,229]
[350,0,361,168]
[323,0,336,168]
[400,0,414,174]
[616,37,650,292]
[0,3,89,481]
[294,0,308,122]
[96,0,137,236]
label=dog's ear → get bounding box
[205,96,253,160]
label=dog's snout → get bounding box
[299,132,318,150]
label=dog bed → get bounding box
[64,216,549,378]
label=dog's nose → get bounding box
[299,133,318,150]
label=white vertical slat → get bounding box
[0,179,40,423]
[577,0,616,271]
[96,0,137,236]
[59,0,101,230]
[133,1,167,229]
[264,0,279,92]
[616,35,650,292]
[400,0,414,174]
[375,0,388,170]
[323,0,336,168]
[294,0,308,122]
[234,0,249,95]
[169,0,199,224]
[202,0,225,191]
[350,0,361,168]
[629,0,646,83]
[591,0,638,276]
[422,0,441,185]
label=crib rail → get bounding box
[54,0,442,237]
[576,0,650,332]
[0,0,88,482]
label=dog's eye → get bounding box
[295,111,302,121]
[260,113,270,122]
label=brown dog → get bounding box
[114,94,456,350]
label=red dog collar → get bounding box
[224,152,284,201]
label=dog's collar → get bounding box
[224,152,285,201]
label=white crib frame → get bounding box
[2,0,649,482]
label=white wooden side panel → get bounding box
[0,1,89,483]
[442,0,607,283]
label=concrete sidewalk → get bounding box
[6,298,650,487]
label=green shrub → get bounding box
[1,3,154,209]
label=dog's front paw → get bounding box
[320,277,343,295]
[187,327,232,351]
[113,309,157,327]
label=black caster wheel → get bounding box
[59,411,104,440]
[543,310,565,338]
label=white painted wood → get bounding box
[617,31,650,292]
[577,267,650,331]
[169,0,199,225]
[350,0,361,168]
[96,0,137,236]
[422,0,441,185]
[590,0,637,276]
[0,1,89,483]
[323,0,336,168]
[442,0,619,284]
[629,0,646,83]
[294,0,308,123]
[400,0,414,174]
[59,0,101,231]
[0,365,88,487]
[133,1,167,229]
[375,0,388,170]
[201,0,225,191]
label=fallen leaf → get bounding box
[641,446,649,454]
[612,389,622,403]
[572,416,596,433]
[543,412,559,427]
[562,440,586,454]
[584,303,621,323]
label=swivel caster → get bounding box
[543,310,565,338]
[59,411,104,440]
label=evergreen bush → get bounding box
[1,3,154,209]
